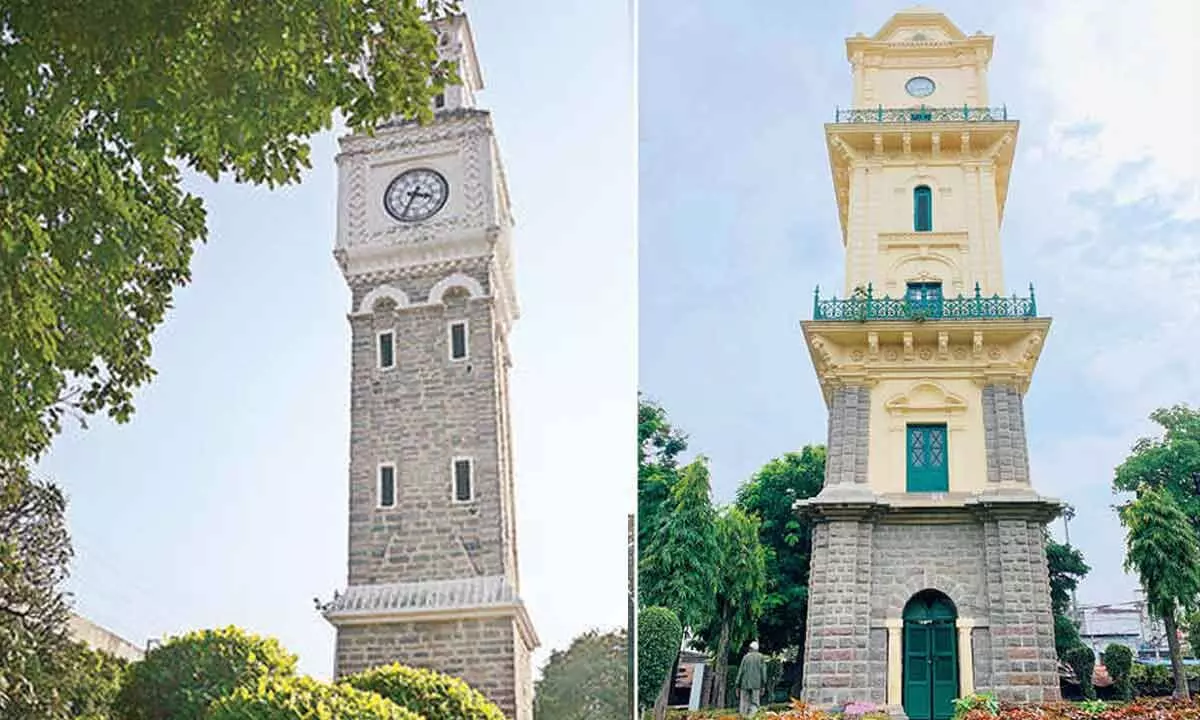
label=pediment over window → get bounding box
[885,380,968,414]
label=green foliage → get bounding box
[208,675,422,720]
[1045,533,1089,617]
[1055,614,1084,659]
[1064,645,1097,700]
[1078,699,1108,714]
[952,692,999,719]
[533,629,627,720]
[637,397,689,551]
[1113,405,1200,535]
[1186,611,1200,660]
[734,447,825,655]
[1101,643,1134,701]
[1132,662,1177,697]
[637,607,682,711]
[0,465,74,718]
[0,0,458,465]
[114,626,297,720]
[343,662,504,720]
[639,458,720,632]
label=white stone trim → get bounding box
[429,271,485,304]
[377,463,397,509]
[376,330,397,370]
[448,319,469,361]
[358,285,411,315]
[451,456,475,503]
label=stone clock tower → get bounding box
[797,7,1061,719]
[321,13,537,720]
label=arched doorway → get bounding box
[902,590,959,720]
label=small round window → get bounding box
[905,76,936,98]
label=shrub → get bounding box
[637,606,683,710]
[1131,662,1175,697]
[1054,614,1083,658]
[114,626,297,720]
[952,692,999,718]
[1101,644,1134,701]
[208,675,423,720]
[1063,645,1096,700]
[342,663,504,720]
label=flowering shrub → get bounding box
[956,697,1200,720]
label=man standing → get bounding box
[736,641,767,716]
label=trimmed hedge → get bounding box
[342,663,504,720]
[637,606,683,710]
[208,675,423,720]
[1102,644,1134,701]
[1063,645,1097,700]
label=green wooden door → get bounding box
[903,594,959,720]
[906,424,948,492]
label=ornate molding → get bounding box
[429,271,485,304]
[357,285,412,315]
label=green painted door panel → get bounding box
[907,424,949,492]
[903,623,932,720]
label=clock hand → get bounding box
[401,188,420,216]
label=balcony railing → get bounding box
[812,283,1037,322]
[834,105,1009,124]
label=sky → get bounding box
[35,0,634,678]
[639,0,1199,614]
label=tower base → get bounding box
[324,576,538,720]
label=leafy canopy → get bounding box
[533,629,627,720]
[1120,485,1200,622]
[208,675,422,720]
[637,396,688,550]
[0,0,457,465]
[697,505,766,660]
[343,663,504,720]
[1045,532,1089,618]
[1113,404,1200,534]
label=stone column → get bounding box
[817,385,872,502]
[957,618,976,696]
[885,618,903,705]
[981,384,1031,486]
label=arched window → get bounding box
[913,185,933,232]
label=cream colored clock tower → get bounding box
[798,7,1061,718]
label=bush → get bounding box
[1131,662,1177,697]
[114,626,297,720]
[1101,644,1134,701]
[1054,614,1083,658]
[1063,645,1096,700]
[208,675,423,720]
[637,606,682,710]
[342,663,504,720]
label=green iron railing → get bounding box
[834,105,1009,124]
[812,282,1037,322]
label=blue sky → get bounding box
[639,0,1198,615]
[36,0,634,678]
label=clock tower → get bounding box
[320,13,537,720]
[798,7,1061,718]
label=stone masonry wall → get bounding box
[869,523,990,622]
[982,519,1060,701]
[335,616,526,718]
[802,519,874,705]
[981,385,1031,485]
[346,261,516,587]
[824,386,871,488]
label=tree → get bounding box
[532,629,627,720]
[697,506,766,708]
[208,675,421,720]
[1063,645,1096,700]
[638,457,719,632]
[637,607,682,720]
[0,0,459,466]
[0,465,73,719]
[114,626,297,719]
[1045,533,1089,618]
[637,396,688,550]
[1054,614,1083,660]
[1113,405,1200,537]
[734,446,825,655]
[1120,485,1200,698]
[344,663,506,720]
[1102,643,1134,701]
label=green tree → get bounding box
[114,626,297,719]
[1113,405,1200,536]
[532,629,627,720]
[208,675,420,720]
[0,0,458,466]
[0,465,73,719]
[1054,614,1083,660]
[697,506,766,708]
[1101,643,1134,701]
[637,396,688,550]
[34,640,127,720]
[344,663,505,720]
[1045,532,1089,617]
[1064,645,1096,700]
[734,446,825,655]
[1120,485,1200,698]
[637,607,682,720]
[639,457,719,631]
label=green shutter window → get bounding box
[906,424,948,492]
[914,185,933,232]
[453,459,473,502]
[378,331,395,369]
[450,322,468,360]
[905,282,944,318]
[378,465,396,508]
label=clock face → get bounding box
[905,76,936,98]
[383,168,449,223]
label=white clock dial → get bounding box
[905,76,936,98]
[384,168,450,223]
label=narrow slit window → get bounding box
[913,185,933,232]
[377,331,396,369]
[449,321,468,360]
[434,93,446,109]
[378,464,397,508]
[453,458,473,502]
